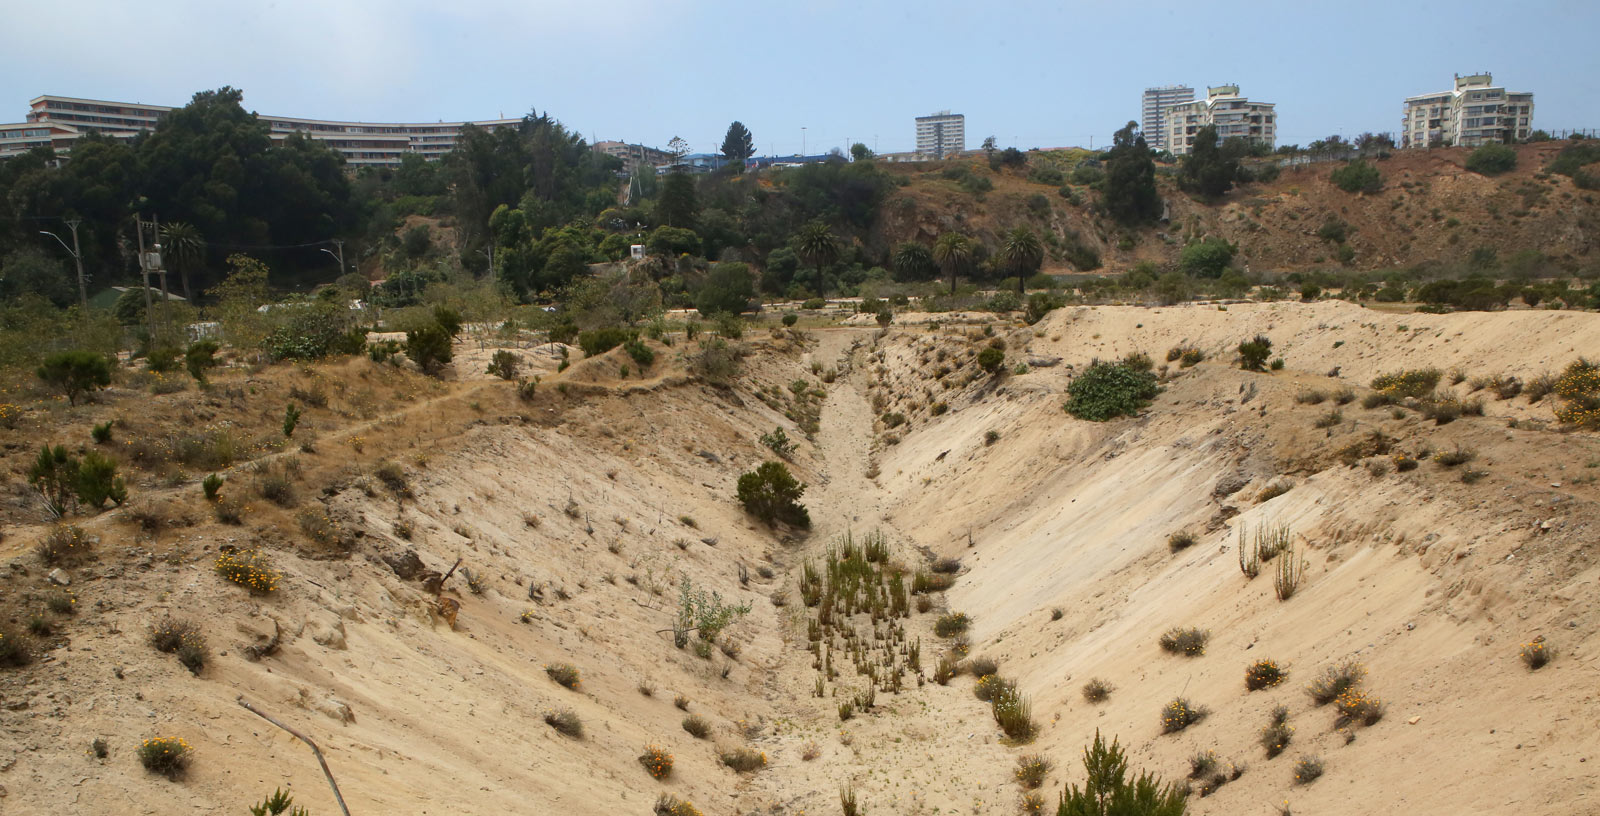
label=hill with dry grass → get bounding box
[3,301,1599,815]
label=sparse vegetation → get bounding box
[1014,754,1053,789]
[681,714,710,738]
[213,548,280,593]
[1167,530,1197,552]
[1261,706,1293,758]
[137,736,191,779]
[638,744,673,779]
[736,461,811,527]
[543,707,583,738]
[1160,697,1209,733]
[1159,627,1209,657]
[1307,661,1366,705]
[1082,678,1114,703]
[1292,755,1324,785]
[1238,334,1272,371]
[719,746,767,773]
[1058,731,1186,815]
[934,612,971,637]
[545,662,581,689]
[1520,640,1553,670]
[1246,659,1288,690]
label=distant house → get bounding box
[87,286,186,310]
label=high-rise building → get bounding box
[1141,86,1194,151]
[915,111,965,159]
[3,94,522,166]
[1162,85,1276,156]
[591,140,673,176]
[1400,73,1534,149]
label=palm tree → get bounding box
[794,221,839,297]
[160,221,204,302]
[892,241,935,282]
[999,227,1044,294]
[932,232,973,295]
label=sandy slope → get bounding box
[5,302,1600,815]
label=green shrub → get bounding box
[991,682,1038,742]
[91,420,114,444]
[681,714,710,738]
[1058,732,1186,814]
[36,524,91,565]
[75,451,127,509]
[137,736,191,779]
[624,337,655,368]
[1245,659,1288,690]
[202,473,224,501]
[933,612,971,637]
[1081,678,1113,703]
[184,340,219,383]
[405,323,454,374]
[1330,160,1382,193]
[1064,360,1159,421]
[29,444,79,516]
[781,312,799,327]
[248,788,307,815]
[36,350,111,405]
[1307,661,1365,705]
[735,461,810,527]
[1371,368,1441,399]
[977,346,1006,374]
[486,350,519,380]
[1167,530,1197,552]
[1292,755,1324,785]
[0,626,32,667]
[544,707,583,738]
[1238,335,1272,371]
[1015,754,1053,789]
[1465,143,1517,176]
[1261,706,1293,758]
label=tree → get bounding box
[667,136,690,164]
[405,322,454,375]
[1354,132,1396,152]
[1056,731,1186,816]
[1178,126,1239,200]
[850,143,874,162]
[1178,238,1235,278]
[1330,160,1382,193]
[982,136,998,162]
[933,232,973,295]
[794,221,839,296]
[75,450,127,510]
[892,242,937,282]
[185,340,219,383]
[36,350,110,405]
[977,346,1006,375]
[999,227,1044,293]
[658,171,699,228]
[736,461,810,528]
[999,147,1027,168]
[29,445,78,517]
[695,262,755,317]
[1103,122,1161,225]
[160,221,205,302]
[645,225,702,258]
[1465,143,1517,176]
[721,121,755,165]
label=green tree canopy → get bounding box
[37,350,111,405]
[933,232,974,294]
[892,242,937,282]
[695,262,755,317]
[1103,122,1161,225]
[999,227,1045,292]
[657,171,700,228]
[794,221,839,296]
[1178,126,1239,200]
[721,121,755,165]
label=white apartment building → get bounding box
[1163,85,1276,156]
[1400,73,1534,149]
[915,111,965,159]
[3,95,522,166]
[1141,85,1194,152]
[591,140,672,176]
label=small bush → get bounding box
[1434,447,1476,467]
[934,612,971,637]
[545,662,581,689]
[681,714,710,738]
[974,673,1008,702]
[297,508,350,551]
[674,693,690,711]
[486,350,520,380]
[781,313,798,327]
[1332,387,1356,405]
[0,627,30,668]
[1261,706,1293,758]
[1188,749,1219,780]
[968,655,1000,678]
[1014,754,1053,789]
[1334,688,1385,726]
[1245,659,1288,690]
[654,794,704,816]
[1159,627,1209,657]
[46,592,75,615]
[1520,640,1553,670]
[1238,335,1272,371]
[1292,755,1324,785]
[1160,697,1209,733]
[1082,678,1113,703]
[1371,368,1441,399]
[91,420,114,444]
[1295,389,1327,405]
[638,744,673,779]
[36,350,111,405]
[202,473,224,501]
[991,682,1038,742]
[1307,661,1366,705]
[1313,409,1343,429]
[544,707,583,738]
[1167,530,1197,552]
[137,736,191,779]
[1394,455,1419,472]
[934,654,960,684]
[1465,143,1517,175]
[214,548,280,594]
[36,525,91,566]
[149,616,201,654]
[719,746,767,773]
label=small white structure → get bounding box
[630,244,645,260]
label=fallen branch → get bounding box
[237,696,353,816]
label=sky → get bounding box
[2,0,1597,156]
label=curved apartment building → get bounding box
[2,95,522,166]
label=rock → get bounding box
[315,697,355,725]
[47,569,70,586]
[382,550,425,580]
[1407,716,1421,725]
[306,615,347,650]
[1027,355,1063,368]
[1212,474,1249,499]
[418,571,444,594]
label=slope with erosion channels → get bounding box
[872,301,1600,814]
[4,302,1600,815]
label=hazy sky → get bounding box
[2,0,1596,156]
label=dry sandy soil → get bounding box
[2,300,1599,815]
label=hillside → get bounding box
[870,143,1600,275]
[3,302,1599,814]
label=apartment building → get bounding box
[1400,73,1534,149]
[1141,85,1194,152]
[915,111,965,159]
[592,140,673,176]
[1163,85,1276,156]
[3,95,521,166]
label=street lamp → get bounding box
[40,221,89,322]
[320,248,344,270]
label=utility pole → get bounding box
[332,238,345,272]
[153,213,169,334]
[135,213,154,341]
